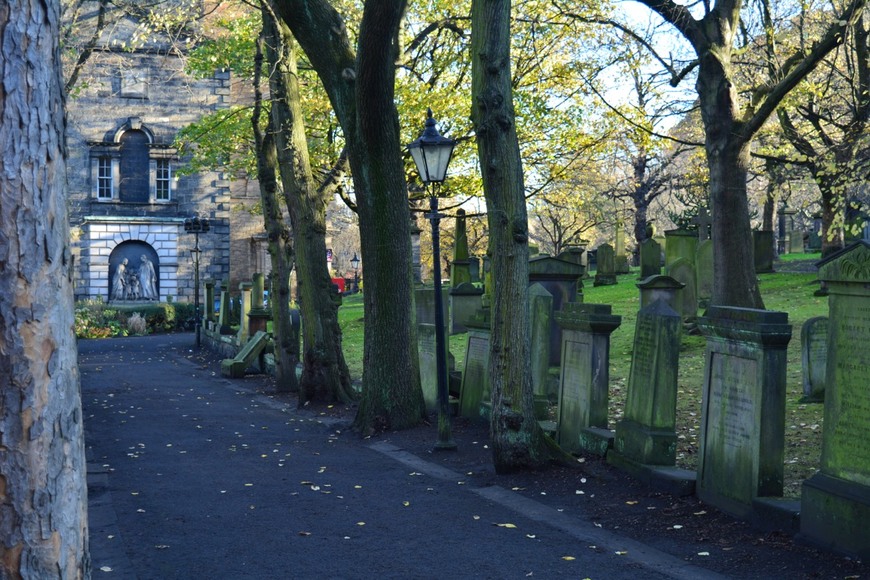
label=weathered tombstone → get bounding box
[415,286,449,333]
[248,272,270,335]
[554,303,622,455]
[237,281,253,343]
[807,231,822,252]
[753,230,775,273]
[637,275,684,312]
[529,284,554,417]
[528,255,585,364]
[449,282,484,334]
[593,243,617,287]
[695,239,714,309]
[664,229,697,272]
[218,289,232,333]
[778,206,797,253]
[800,317,828,403]
[668,257,698,321]
[639,238,662,279]
[614,222,630,274]
[411,216,422,285]
[205,280,216,324]
[691,206,713,241]
[417,323,442,412]
[801,241,870,558]
[458,317,491,421]
[450,209,472,287]
[468,256,480,283]
[696,306,792,519]
[610,300,690,492]
[789,230,804,254]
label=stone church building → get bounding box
[65,5,269,304]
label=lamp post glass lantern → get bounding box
[408,109,457,451]
[184,217,210,348]
[350,252,360,292]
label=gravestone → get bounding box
[593,243,617,286]
[614,222,630,274]
[411,217,422,284]
[801,241,870,558]
[205,280,216,324]
[753,230,775,273]
[695,240,714,309]
[417,323,443,412]
[664,229,697,272]
[637,275,684,312]
[218,290,232,333]
[800,317,828,403]
[789,230,804,254]
[449,282,484,334]
[668,257,698,321]
[610,300,687,488]
[469,257,480,283]
[415,286,449,333]
[639,238,662,279]
[529,284,554,414]
[691,206,712,241]
[528,255,585,365]
[696,306,792,519]
[554,303,621,455]
[459,319,491,421]
[237,281,253,343]
[248,272,270,335]
[807,231,822,252]
[450,209,472,287]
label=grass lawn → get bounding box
[339,258,827,498]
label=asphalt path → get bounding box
[81,334,723,580]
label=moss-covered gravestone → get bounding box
[554,303,621,455]
[593,244,617,287]
[696,306,792,519]
[459,313,490,421]
[639,238,662,279]
[801,241,870,558]
[609,300,682,469]
[529,283,554,418]
[664,229,697,272]
[800,316,828,403]
[417,323,442,413]
[695,239,713,309]
[753,230,775,274]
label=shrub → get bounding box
[127,312,147,335]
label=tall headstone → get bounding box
[528,255,585,365]
[248,272,270,335]
[691,206,712,241]
[593,243,617,287]
[529,284,554,415]
[205,280,216,324]
[664,229,697,272]
[554,303,622,455]
[468,256,480,283]
[788,230,804,254]
[778,206,797,254]
[459,317,491,421]
[218,289,231,332]
[614,222,630,274]
[753,230,775,273]
[801,241,870,558]
[695,239,714,309]
[639,238,662,279]
[610,299,683,469]
[237,281,253,343]
[800,317,828,403]
[415,286,449,334]
[450,209,472,287]
[668,257,698,321]
[696,306,792,519]
[417,323,443,412]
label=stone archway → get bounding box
[109,241,160,302]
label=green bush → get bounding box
[74,300,197,338]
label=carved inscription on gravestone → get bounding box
[827,303,870,475]
[417,324,438,411]
[629,313,656,386]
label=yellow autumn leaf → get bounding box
[561,556,576,561]
[496,523,518,529]
[403,501,410,507]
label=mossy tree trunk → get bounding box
[252,30,299,394]
[470,0,547,472]
[0,0,89,576]
[272,0,424,428]
[262,9,353,403]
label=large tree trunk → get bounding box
[272,0,424,430]
[696,41,764,309]
[262,10,353,404]
[471,0,547,472]
[0,0,89,576]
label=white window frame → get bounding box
[97,157,113,199]
[155,158,171,201]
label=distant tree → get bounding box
[0,0,88,575]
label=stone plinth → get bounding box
[801,241,870,558]
[696,306,792,519]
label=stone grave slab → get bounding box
[696,306,792,519]
[593,244,617,287]
[801,241,870,558]
[800,317,828,403]
[554,303,621,455]
[459,328,491,421]
[695,239,713,309]
[639,238,662,279]
[664,229,697,272]
[449,282,484,334]
[668,257,698,321]
[417,323,441,412]
[529,283,554,418]
[753,230,775,273]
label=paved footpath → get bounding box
[81,335,724,580]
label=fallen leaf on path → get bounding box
[496,523,517,529]
[561,556,575,561]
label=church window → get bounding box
[156,159,171,201]
[97,157,113,199]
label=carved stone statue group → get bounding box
[111,255,158,301]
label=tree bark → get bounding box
[262,8,354,404]
[0,0,89,577]
[471,0,547,472]
[272,0,424,429]
[252,33,299,394]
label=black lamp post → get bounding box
[184,216,210,348]
[350,252,360,293]
[408,109,457,451]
